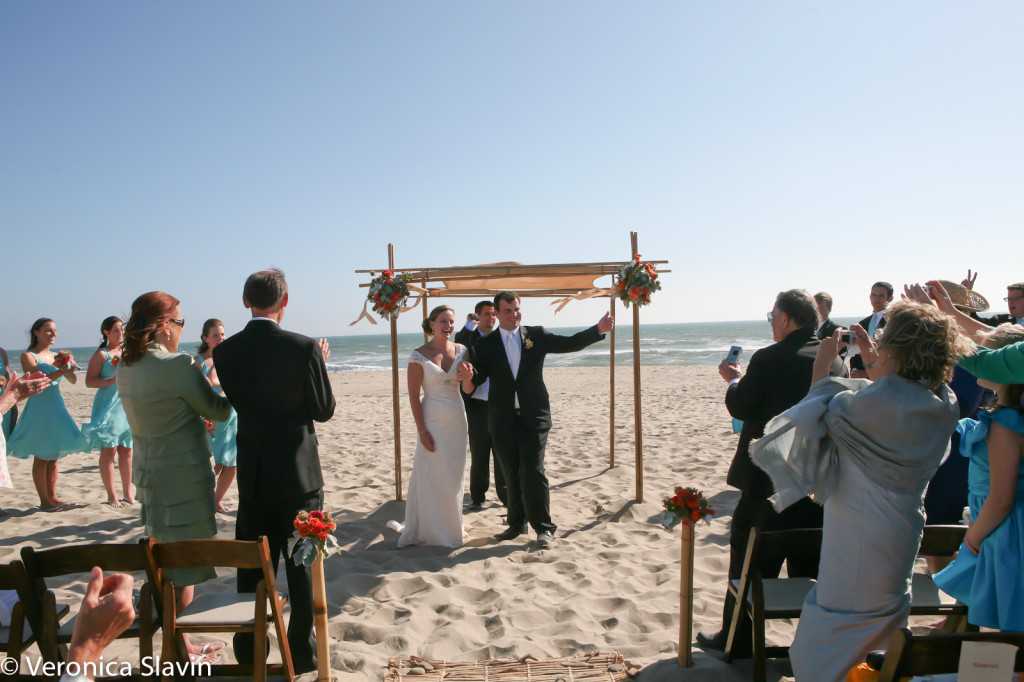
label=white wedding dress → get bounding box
[396,345,468,548]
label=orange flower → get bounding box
[690,510,702,522]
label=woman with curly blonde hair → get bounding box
[753,300,974,682]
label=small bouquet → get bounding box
[0,375,7,391]
[110,356,120,367]
[53,350,74,368]
[615,254,661,308]
[204,419,216,436]
[367,270,412,321]
[660,487,715,529]
[289,510,341,567]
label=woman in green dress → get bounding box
[117,291,231,661]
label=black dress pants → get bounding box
[719,492,823,655]
[466,398,507,506]
[490,413,555,534]
[234,488,323,674]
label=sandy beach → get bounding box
[2,365,877,681]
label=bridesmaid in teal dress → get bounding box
[7,318,89,510]
[83,317,135,508]
[118,292,230,661]
[194,319,238,514]
[1,346,15,439]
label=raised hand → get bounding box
[597,311,615,334]
[455,361,473,379]
[962,269,978,291]
[318,338,330,363]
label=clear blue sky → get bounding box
[2,2,1021,348]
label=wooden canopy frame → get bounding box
[353,232,669,503]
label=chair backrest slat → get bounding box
[879,628,1024,680]
[21,543,150,578]
[918,525,967,556]
[150,539,267,571]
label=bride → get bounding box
[396,305,474,548]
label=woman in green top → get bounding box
[118,291,231,661]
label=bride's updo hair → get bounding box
[422,305,455,336]
[123,291,180,366]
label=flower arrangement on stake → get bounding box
[615,254,661,308]
[288,510,341,567]
[660,486,715,529]
[367,270,412,321]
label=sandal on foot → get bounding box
[199,640,226,655]
[104,499,124,508]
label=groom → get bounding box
[461,291,614,548]
[214,268,336,674]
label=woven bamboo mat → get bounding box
[387,651,630,682]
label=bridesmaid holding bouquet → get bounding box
[7,318,89,510]
[82,317,135,507]
[195,319,238,514]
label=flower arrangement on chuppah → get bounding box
[289,509,341,682]
[614,254,661,308]
[662,486,715,668]
[660,486,715,529]
[367,270,413,320]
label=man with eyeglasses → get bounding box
[699,289,847,657]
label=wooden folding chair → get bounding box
[1,558,66,667]
[19,540,160,673]
[723,527,821,682]
[724,525,973,682]
[913,524,971,633]
[874,627,1024,681]
[147,537,293,682]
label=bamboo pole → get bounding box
[609,291,616,469]
[678,524,695,667]
[312,555,331,680]
[389,244,403,501]
[355,260,669,276]
[421,281,429,344]
[631,232,643,502]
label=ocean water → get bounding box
[40,318,861,373]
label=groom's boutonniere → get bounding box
[523,337,533,350]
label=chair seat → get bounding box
[0,620,33,647]
[753,577,817,614]
[58,609,159,640]
[910,572,959,609]
[177,592,274,626]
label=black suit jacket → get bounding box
[471,325,604,433]
[850,312,888,371]
[725,327,847,499]
[816,317,838,340]
[214,320,336,501]
[974,312,1014,326]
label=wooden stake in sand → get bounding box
[678,522,695,667]
[312,554,331,681]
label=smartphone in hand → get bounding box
[725,345,742,364]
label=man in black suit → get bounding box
[850,281,893,377]
[214,268,336,674]
[814,291,839,340]
[455,300,507,511]
[975,281,1024,327]
[461,291,614,548]
[698,289,846,655]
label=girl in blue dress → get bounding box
[83,317,134,508]
[7,318,89,510]
[933,322,1024,631]
[194,319,237,514]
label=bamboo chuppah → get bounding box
[353,233,669,503]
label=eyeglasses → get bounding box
[766,312,775,323]
[1005,296,1023,302]
[169,318,185,328]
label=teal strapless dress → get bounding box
[82,351,133,450]
[7,353,89,460]
[195,355,237,467]
[1,352,12,439]
[932,408,1024,631]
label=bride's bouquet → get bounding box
[367,270,413,321]
[53,350,75,369]
[289,510,341,567]
[615,254,661,308]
